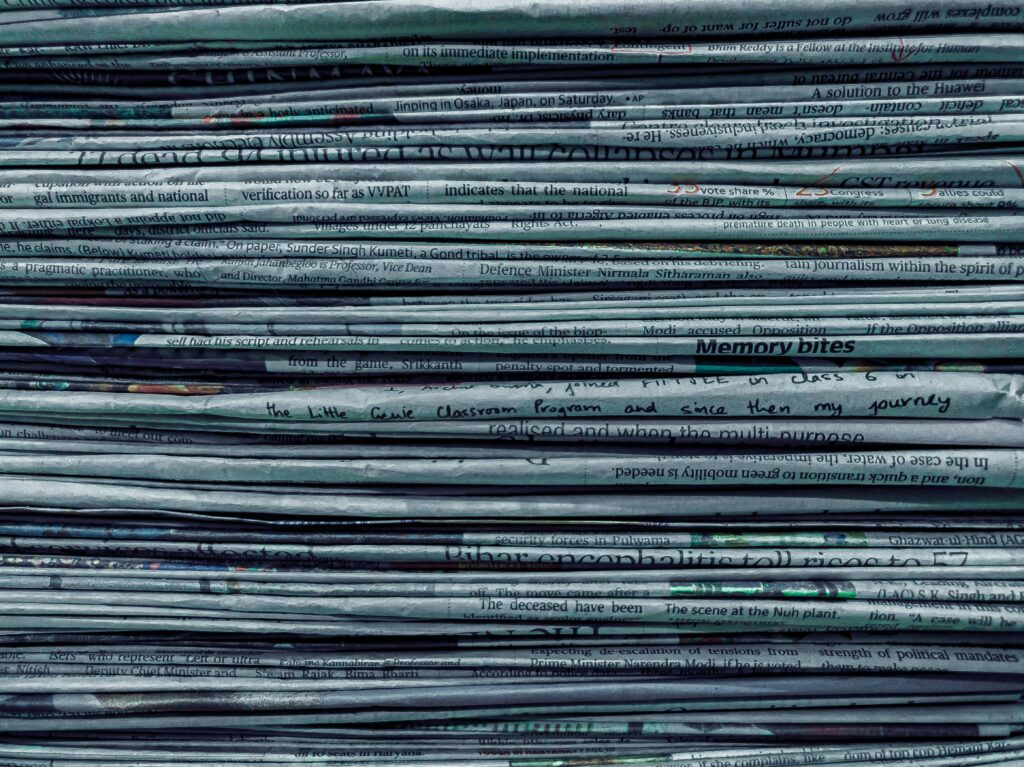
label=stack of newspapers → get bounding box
[1,0,1024,764]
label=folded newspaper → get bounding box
[0,1,1023,765]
